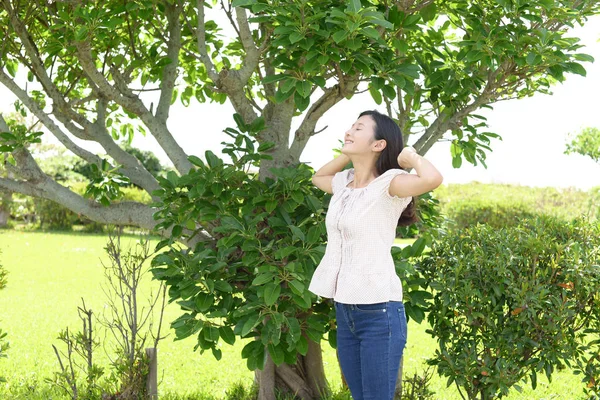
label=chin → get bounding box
[341,145,354,155]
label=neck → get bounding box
[349,156,378,188]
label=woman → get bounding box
[308,110,443,400]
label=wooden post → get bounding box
[145,348,158,400]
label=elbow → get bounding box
[434,172,444,187]
[427,172,443,191]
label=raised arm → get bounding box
[311,154,351,194]
[389,147,443,198]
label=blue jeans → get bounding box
[334,301,408,400]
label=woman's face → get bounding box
[341,115,385,156]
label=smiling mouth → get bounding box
[344,140,354,144]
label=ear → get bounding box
[372,139,387,153]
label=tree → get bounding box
[565,127,600,164]
[1,0,600,398]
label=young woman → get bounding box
[308,110,443,400]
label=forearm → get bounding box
[314,154,350,177]
[402,153,443,184]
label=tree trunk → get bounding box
[255,340,330,400]
[304,338,330,398]
[0,189,12,228]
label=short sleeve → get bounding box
[380,169,413,210]
[331,169,352,194]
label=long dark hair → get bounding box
[358,110,418,226]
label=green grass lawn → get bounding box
[0,230,588,399]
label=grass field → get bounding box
[0,230,589,399]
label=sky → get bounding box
[1,14,600,191]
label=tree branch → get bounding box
[196,0,220,83]
[0,70,99,166]
[155,3,182,124]
[288,77,360,161]
[74,40,193,174]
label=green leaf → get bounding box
[205,150,223,168]
[219,326,236,345]
[264,283,281,306]
[573,53,594,63]
[274,88,295,103]
[195,293,214,312]
[231,0,256,6]
[369,85,382,105]
[332,30,349,44]
[75,26,89,41]
[420,3,437,22]
[288,280,305,295]
[172,225,183,237]
[289,225,305,242]
[452,155,463,168]
[266,200,278,213]
[188,155,205,167]
[252,273,274,286]
[289,31,304,44]
[566,62,586,76]
[347,0,361,13]
[263,74,287,85]
[328,329,337,349]
[204,326,220,342]
[6,61,17,78]
[296,335,309,355]
[382,85,396,100]
[257,142,275,152]
[241,313,262,337]
[268,343,285,365]
[250,117,265,132]
[214,280,233,293]
[295,81,312,98]
[526,53,541,65]
[410,237,427,257]
[211,347,222,360]
[450,141,463,157]
[361,27,380,40]
[294,92,310,111]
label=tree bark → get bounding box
[304,339,330,399]
[0,200,9,227]
[257,352,276,400]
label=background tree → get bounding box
[565,127,600,164]
[1,0,600,398]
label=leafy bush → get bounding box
[434,183,598,229]
[443,201,537,230]
[420,216,600,399]
[32,197,79,230]
[152,153,330,369]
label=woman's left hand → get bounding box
[397,146,419,169]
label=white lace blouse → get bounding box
[308,168,412,304]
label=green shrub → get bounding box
[420,216,600,399]
[32,197,79,230]
[443,200,537,230]
[434,183,598,229]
